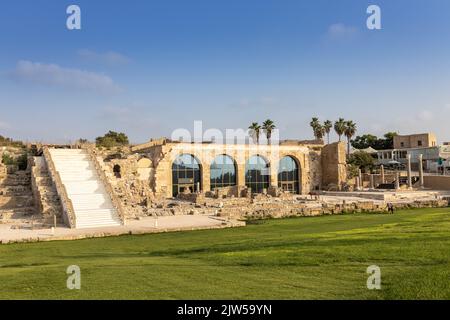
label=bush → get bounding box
[1,153,15,165]
[347,164,359,178]
[95,131,129,148]
[16,153,28,170]
[1,152,28,170]
[347,151,375,173]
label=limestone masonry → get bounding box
[1,138,449,235]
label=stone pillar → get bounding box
[369,174,375,189]
[407,154,412,188]
[418,154,424,188]
[236,163,246,189]
[380,165,385,184]
[358,169,363,189]
[395,172,400,190]
[270,159,278,189]
[355,176,361,191]
[202,164,210,193]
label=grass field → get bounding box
[1,208,449,300]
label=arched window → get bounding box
[278,156,299,194]
[172,154,201,197]
[113,164,121,178]
[210,155,236,189]
[245,155,270,193]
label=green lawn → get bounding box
[1,208,450,300]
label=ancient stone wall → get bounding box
[423,175,450,190]
[321,142,347,190]
[145,142,323,198]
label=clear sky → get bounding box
[1,0,450,144]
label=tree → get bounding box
[381,132,397,149]
[310,117,326,142]
[323,120,332,144]
[351,134,378,149]
[315,124,325,141]
[248,122,261,144]
[95,131,129,148]
[310,117,320,139]
[351,132,398,150]
[334,118,346,142]
[262,119,276,145]
[344,120,357,155]
[347,151,375,173]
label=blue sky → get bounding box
[1,0,450,143]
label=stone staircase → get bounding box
[0,170,36,221]
[48,149,121,229]
[31,157,62,218]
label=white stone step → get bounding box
[76,222,121,229]
[48,148,122,229]
[53,161,93,167]
[65,181,106,194]
[59,173,97,181]
[49,149,85,154]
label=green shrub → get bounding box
[1,153,15,165]
[16,153,28,170]
[95,131,129,148]
[347,151,375,173]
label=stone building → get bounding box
[393,133,437,149]
[106,139,347,198]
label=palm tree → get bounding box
[310,117,320,139]
[262,119,276,145]
[344,120,357,155]
[315,124,325,141]
[248,122,261,144]
[334,118,346,142]
[323,120,332,144]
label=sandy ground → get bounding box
[0,215,243,244]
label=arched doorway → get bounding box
[210,154,237,189]
[172,154,201,197]
[245,155,270,193]
[113,164,121,178]
[278,156,299,194]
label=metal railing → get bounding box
[42,146,76,228]
[83,145,126,225]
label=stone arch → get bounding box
[210,154,237,190]
[245,154,270,193]
[277,155,300,194]
[171,153,202,197]
[137,157,152,168]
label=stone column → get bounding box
[358,169,363,189]
[355,176,361,191]
[407,154,412,188]
[395,172,400,190]
[269,159,278,189]
[418,154,424,188]
[369,174,375,189]
[380,165,385,184]
[237,161,246,182]
[202,164,210,193]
